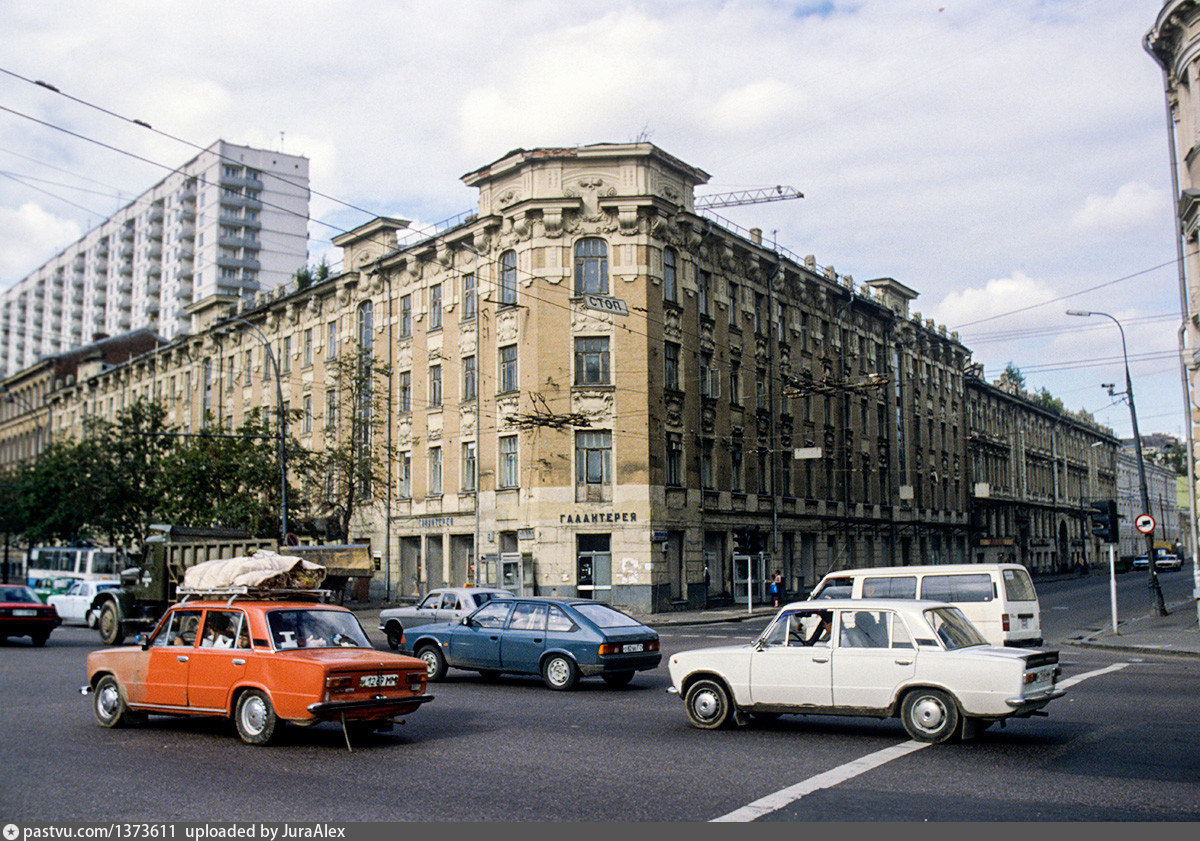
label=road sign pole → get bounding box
[1109,543,1119,634]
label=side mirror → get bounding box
[461,616,475,627]
[136,633,150,649]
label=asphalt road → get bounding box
[2,575,1198,822]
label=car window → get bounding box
[760,610,829,647]
[546,606,575,632]
[268,609,369,649]
[471,601,513,628]
[0,586,38,603]
[199,610,249,649]
[154,609,202,647]
[507,603,548,631]
[812,576,853,599]
[572,603,641,628]
[440,593,458,610]
[920,573,994,603]
[418,593,441,609]
[838,610,890,648]
[889,613,914,649]
[1002,568,1036,602]
[862,576,916,599]
[65,580,84,596]
[923,607,987,650]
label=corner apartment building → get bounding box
[31,143,981,613]
[0,140,309,378]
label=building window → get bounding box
[429,364,442,408]
[462,273,476,320]
[698,270,710,317]
[462,441,477,492]
[499,250,517,306]
[664,342,680,391]
[731,447,743,493]
[758,448,770,495]
[399,451,411,498]
[302,395,312,435]
[428,446,442,496]
[499,435,518,488]
[574,336,610,385]
[730,361,741,405]
[701,440,714,489]
[357,300,373,356]
[576,430,612,498]
[303,328,313,368]
[700,351,714,398]
[398,371,411,413]
[244,350,253,386]
[463,355,476,402]
[325,387,338,430]
[400,295,412,337]
[755,292,766,335]
[499,345,518,393]
[429,284,442,330]
[728,281,738,325]
[326,319,338,360]
[574,238,608,295]
[666,434,683,487]
[279,336,291,375]
[663,247,677,303]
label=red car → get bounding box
[84,597,433,745]
[0,584,62,646]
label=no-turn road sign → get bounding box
[1135,513,1156,535]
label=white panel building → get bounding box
[0,140,309,377]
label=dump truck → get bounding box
[91,525,375,645]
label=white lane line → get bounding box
[1057,662,1129,690]
[711,662,1131,822]
[712,740,930,822]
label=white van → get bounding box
[809,563,1042,647]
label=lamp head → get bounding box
[1066,310,1091,317]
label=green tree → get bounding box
[997,362,1026,391]
[1030,387,1065,416]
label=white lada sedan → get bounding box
[667,598,1065,743]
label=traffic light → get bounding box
[733,528,750,555]
[1088,500,1119,543]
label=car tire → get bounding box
[901,688,960,743]
[602,670,635,688]
[384,622,403,651]
[97,601,124,646]
[542,654,579,691]
[685,678,733,729]
[416,644,447,681]
[93,675,138,728]
[235,689,279,745]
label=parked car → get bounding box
[0,584,62,646]
[810,563,1042,647]
[1154,554,1183,572]
[1131,556,1150,571]
[29,575,80,604]
[667,598,1064,743]
[84,597,433,745]
[403,597,661,690]
[378,587,513,650]
[46,579,121,626]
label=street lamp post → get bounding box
[1067,310,1168,616]
[222,317,289,544]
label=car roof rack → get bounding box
[176,586,333,606]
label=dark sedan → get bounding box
[403,597,661,690]
[0,584,62,646]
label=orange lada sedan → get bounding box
[83,598,433,745]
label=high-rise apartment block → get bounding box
[0,140,309,377]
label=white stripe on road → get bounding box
[711,741,931,822]
[711,661,1131,822]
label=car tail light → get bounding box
[1023,672,1037,685]
[598,643,620,656]
[407,671,424,688]
[646,639,660,652]
[1002,613,1010,632]
[325,675,354,693]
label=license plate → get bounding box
[622,643,644,653]
[359,673,398,688]
[13,609,37,617]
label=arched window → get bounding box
[499,250,517,306]
[574,238,608,295]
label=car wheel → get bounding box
[86,610,98,629]
[416,644,447,681]
[542,654,579,691]
[901,688,960,743]
[235,689,279,745]
[97,602,124,646]
[93,675,138,728]
[602,670,635,688]
[684,678,733,729]
[384,623,403,651]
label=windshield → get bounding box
[267,608,371,650]
[923,607,987,650]
[573,602,641,629]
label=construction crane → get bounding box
[694,185,803,209]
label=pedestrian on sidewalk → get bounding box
[770,571,782,608]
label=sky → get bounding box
[0,0,1187,440]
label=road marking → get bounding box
[711,662,1131,822]
[712,740,931,822]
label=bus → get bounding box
[26,545,122,594]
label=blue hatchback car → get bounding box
[401,597,661,690]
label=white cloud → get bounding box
[1070,182,1167,233]
[931,272,1058,331]
[0,203,81,280]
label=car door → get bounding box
[831,609,916,710]
[413,591,445,626]
[142,608,202,707]
[448,600,511,669]
[187,609,250,711]
[500,602,548,674]
[53,581,87,623]
[748,609,834,707]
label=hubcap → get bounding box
[693,689,719,719]
[420,651,439,677]
[912,696,945,731]
[547,659,569,685]
[98,684,120,719]
[241,696,266,734]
